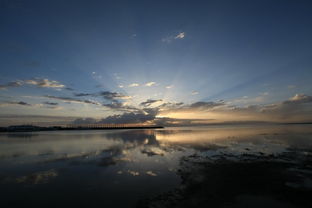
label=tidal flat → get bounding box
[0,125,311,207]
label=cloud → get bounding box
[162,32,186,43]
[174,94,312,123]
[43,102,58,106]
[11,101,32,106]
[42,102,62,110]
[69,93,312,126]
[15,169,58,184]
[0,100,64,110]
[102,101,124,110]
[0,101,32,107]
[140,99,163,107]
[146,171,157,176]
[99,91,132,100]
[283,94,312,104]
[0,81,23,90]
[145,82,156,87]
[166,85,174,89]
[175,32,185,39]
[158,102,184,110]
[72,107,160,124]
[102,101,139,112]
[159,101,224,115]
[189,101,225,110]
[74,93,93,97]
[99,110,157,124]
[0,78,65,90]
[44,95,101,106]
[74,91,132,102]
[25,78,65,88]
[191,91,199,95]
[73,90,136,111]
[129,83,139,87]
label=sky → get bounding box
[0,0,312,126]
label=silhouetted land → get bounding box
[0,125,164,132]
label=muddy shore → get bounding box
[138,149,312,208]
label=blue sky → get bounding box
[0,0,312,125]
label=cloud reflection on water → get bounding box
[0,125,312,165]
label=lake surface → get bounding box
[1,124,312,207]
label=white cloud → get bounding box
[145,82,156,87]
[175,32,185,39]
[25,79,65,88]
[166,85,174,89]
[287,94,312,103]
[129,83,140,87]
[162,32,186,43]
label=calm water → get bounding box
[0,125,312,207]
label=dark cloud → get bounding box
[43,102,58,106]
[0,101,32,107]
[189,101,225,109]
[13,101,31,106]
[74,93,93,97]
[158,102,184,110]
[102,101,139,112]
[44,95,101,105]
[99,111,157,124]
[282,94,312,105]
[74,91,132,102]
[159,101,224,114]
[71,107,157,125]
[0,81,23,90]
[258,94,312,120]
[140,99,162,107]
[0,78,65,89]
[73,91,138,111]
[99,91,131,100]
[103,101,124,109]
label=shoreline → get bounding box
[0,125,164,133]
